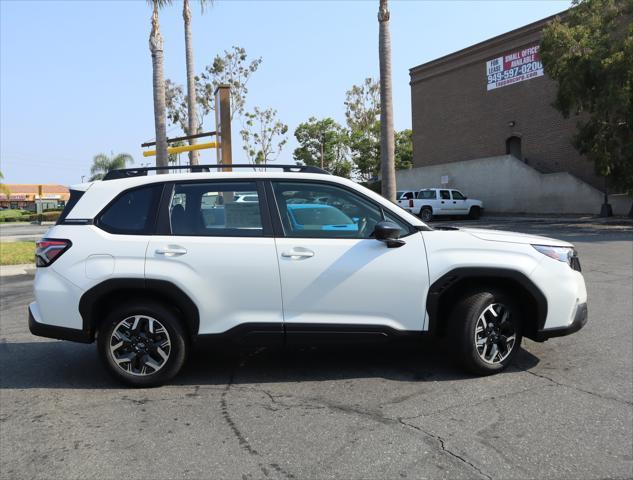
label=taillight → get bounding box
[35,239,72,267]
[408,199,414,208]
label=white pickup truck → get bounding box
[397,188,483,222]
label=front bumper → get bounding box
[533,302,588,341]
[28,303,92,343]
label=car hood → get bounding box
[460,228,573,247]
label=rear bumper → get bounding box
[28,303,92,343]
[533,303,588,342]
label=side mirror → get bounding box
[374,221,405,248]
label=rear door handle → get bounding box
[155,245,188,257]
[281,248,315,259]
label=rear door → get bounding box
[269,180,430,338]
[145,180,283,337]
[438,189,452,214]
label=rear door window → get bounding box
[440,190,451,200]
[418,190,436,200]
[169,181,264,237]
[98,184,162,234]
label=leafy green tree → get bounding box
[395,129,413,170]
[148,0,172,171]
[541,0,633,209]
[165,46,262,133]
[0,171,10,197]
[349,121,381,182]
[293,117,352,178]
[89,153,134,181]
[182,0,212,165]
[345,77,380,132]
[345,78,381,181]
[240,107,288,166]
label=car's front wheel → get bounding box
[468,206,481,219]
[97,301,188,387]
[450,289,522,375]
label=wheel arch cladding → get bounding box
[78,279,200,341]
[426,267,547,340]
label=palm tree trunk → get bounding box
[183,0,200,165]
[378,0,396,202]
[150,2,168,171]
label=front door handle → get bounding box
[155,245,188,257]
[281,248,315,259]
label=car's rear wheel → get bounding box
[450,289,522,375]
[97,301,188,387]
[468,206,481,219]
[419,207,433,222]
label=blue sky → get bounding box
[0,0,570,186]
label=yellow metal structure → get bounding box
[142,141,219,158]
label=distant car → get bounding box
[286,204,358,232]
[397,188,483,222]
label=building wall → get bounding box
[409,15,602,191]
[395,155,630,215]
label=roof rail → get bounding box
[102,164,331,181]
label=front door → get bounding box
[145,180,283,337]
[450,190,469,215]
[269,180,430,335]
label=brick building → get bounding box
[408,11,603,189]
[397,11,627,214]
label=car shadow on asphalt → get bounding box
[0,339,540,389]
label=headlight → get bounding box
[532,245,581,271]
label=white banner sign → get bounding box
[486,44,544,91]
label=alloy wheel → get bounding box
[474,303,516,364]
[109,315,171,376]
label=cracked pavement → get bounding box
[1,219,631,479]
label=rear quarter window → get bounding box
[56,189,85,224]
[97,184,162,234]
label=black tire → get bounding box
[468,206,481,220]
[97,301,188,387]
[419,207,433,222]
[449,289,522,375]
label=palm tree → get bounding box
[89,153,133,181]
[183,0,212,166]
[378,0,396,202]
[0,171,10,197]
[148,0,172,172]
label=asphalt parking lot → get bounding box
[1,217,632,480]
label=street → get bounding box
[1,218,631,479]
[0,223,50,243]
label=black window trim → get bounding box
[94,183,164,235]
[265,179,418,240]
[156,179,274,238]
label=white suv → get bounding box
[397,188,484,222]
[29,165,588,387]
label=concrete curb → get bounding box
[0,264,35,277]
